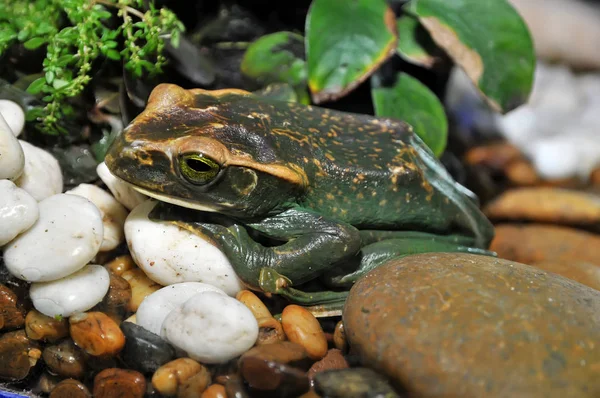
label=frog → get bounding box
[105,83,495,313]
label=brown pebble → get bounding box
[201,384,227,398]
[69,312,125,356]
[225,375,250,398]
[464,142,522,170]
[484,187,600,226]
[0,330,40,380]
[93,368,146,398]
[43,339,86,378]
[0,284,25,330]
[333,320,346,352]
[491,224,600,267]
[152,358,203,396]
[104,273,132,309]
[177,365,212,398]
[240,341,311,368]
[505,159,539,186]
[307,349,349,380]
[34,372,62,395]
[236,290,272,319]
[591,167,600,186]
[104,255,136,276]
[121,268,162,312]
[281,305,328,360]
[50,378,92,398]
[25,309,69,342]
[256,316,286,345]
[532,261,600,291]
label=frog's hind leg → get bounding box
[323,231,497,288]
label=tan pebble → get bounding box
[104,273,132,308]
[93,368,146,398]
[177,365,212,398]
[69,312,125,356]
[281,305,328,360]
[333,320,347,352]
[505,159,539,186]
[152,357,203,396]
[49,378,91,398]
[236,290,272,319]
[25,309,69,342]
[104,254,136,276]
[0,284,25,330]
[256,316,286,345]
[122,268,162,312]
[201,384,227,398]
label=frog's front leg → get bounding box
[157,204,362,292]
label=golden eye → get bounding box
[179,153,220,185]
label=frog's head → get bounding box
[105,84,308,218]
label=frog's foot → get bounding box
[324,232,497,288]
[259,269,348,317]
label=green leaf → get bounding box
[371,72,447,157]
[407,0,535,112]
[45,71,55,84]
[106,49,121,61]
[396,15,439,67]
[242,32,307,87]
[26,77,46,95]
[23,37,46,49]
[306,0,397,103]
[52,79,69,90]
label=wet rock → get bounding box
[42,340,86,379]
[104,255,137,277]
[201,384,227,398]
[120,321,175,374]
[93,368,146,398]
[49,378,92,398]
[308,349,349,380]
[0,284,25,330]
[69,312,125,357]
[177,366,212,397]
[25,309,69,342]
[491,224,600,267]
[313,367,400,398]
[151,357,203,396]
[121,268,162,313]
[0,330,40,381]
[239,342,313,398]
[103,273,132,309]
[484,187,600,227]
[33,371,62,395]
[333,321,346,352]
[256,316,286,346]
[531,261,600,291]
[343,253,600,397]
[281,305,327,360]
[225,375,251,398]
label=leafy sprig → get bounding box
[0,0,184,135]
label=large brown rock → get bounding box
[343,253,600,397]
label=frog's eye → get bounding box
[179,153,221,185]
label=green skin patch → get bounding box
[105,84,495,314]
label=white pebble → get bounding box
[0,180,38,246]
[3,194,104,282]
[0,113,24,180]
[15,140,63,201]
[162,291,258,364]
[96,162,147,211]
[125,200,243,296]
[137,282,226,335]
[66,184,128,251]
[30,264,110,318]
[0,100,25,137]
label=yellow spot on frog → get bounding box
[326,193,335,200]
[325,153,336,161]
[379,200,387,206]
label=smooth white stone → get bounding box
[96,162,147,211]
[66,184,128,251]
[496,106,539,147]
[0,113,24,180]
[3,194,104,282]
[15,140,63,201]
[162,291,258,364]
[136,282,226,335]
[0,100,25,137]
[125,200,243,296]
[30,264,110,318]
[0,180,39,246]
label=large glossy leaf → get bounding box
[396,15,439,68]
[372,72,447,157]
[241,32,306,88]
[306,0,397,103]
[407,0,535,112]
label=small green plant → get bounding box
[0,0,184,135]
